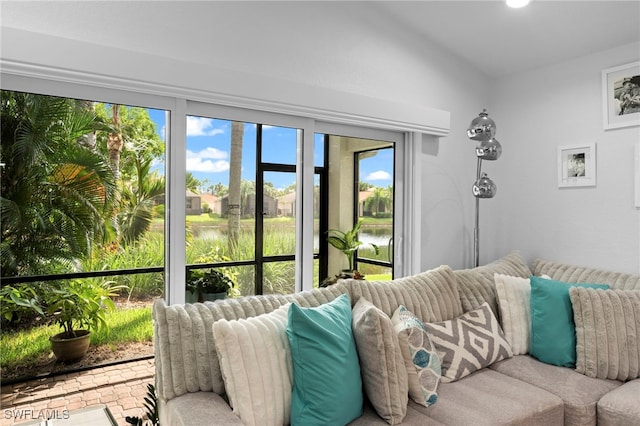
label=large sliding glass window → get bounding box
[184,115,300,297]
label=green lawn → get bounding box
[0,305,153,371]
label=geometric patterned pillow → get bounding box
[391,305,441,407]
[424,302,513,383]
[570,287,640,381]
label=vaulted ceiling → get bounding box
[2,1,639,79]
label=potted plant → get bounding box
[46,279,126,362]
[326,220,379,277]
[186,269,235,303]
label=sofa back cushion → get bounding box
[454,252,531,319]
[153,282,349,401]
[532,259,640,290]
[350,265,463,324]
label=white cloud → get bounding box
[187,158,230,173]
[186,116,225,137]
[186,147,229,173]
[365,170,391,181]
[187,147,227,160]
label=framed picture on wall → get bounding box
[558,143,596,188]
[602,61,640,130]
[636,142,640,208]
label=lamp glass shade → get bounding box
[472,173,497,198]
[467,110,496,142]
[476,138,502,160]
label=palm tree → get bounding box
[365,186,391,216]
[107,104,123,180]
[118,154,165,246]
[186,172,201,194]
[1,91,116,276]
[228,121,244,249]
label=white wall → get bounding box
[488,42,640,274]
[0,1,489,271]
[4,3,637,274]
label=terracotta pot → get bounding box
[50,330,91,362]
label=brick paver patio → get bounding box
[1,357,154,426]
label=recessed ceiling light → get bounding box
[506,0,530,8]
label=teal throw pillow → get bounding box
[529,276,608,367]
[286,294,363,425]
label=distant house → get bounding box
[359,190,373,217]
[185,190,202,215]
[359,190,390,216]
[200,193,221,215]
[220,194,277,217]
[277,192,296,217]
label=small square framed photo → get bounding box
[558,143,596,188]
[602,61,640,130]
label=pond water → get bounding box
[189,223,392,250]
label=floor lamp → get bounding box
[467,110,502,267]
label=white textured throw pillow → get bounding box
[212,304,292,426]
[494,273,532,355]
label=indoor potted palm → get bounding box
[46,280,126,362]
[326,220,379,278]
[186,269,235,303]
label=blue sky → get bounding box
[146,109,392,191]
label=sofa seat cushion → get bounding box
[347,399,446,426]
[490,355,622,425]
[597,379,640,426]
[161,392,243,426]
[412,368,564,425]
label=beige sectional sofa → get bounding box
[152,253,640,425]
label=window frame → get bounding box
[1,73,420,303]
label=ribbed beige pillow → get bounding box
[494,273,531,355]
[570,287,640,381]
[212,304,292,425]
[350,265,463,323]
[352,297,408,425]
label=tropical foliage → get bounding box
[46,279,127,337]
[1,91,116,276]
[327,220,380,272]
[1,91,165,276]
